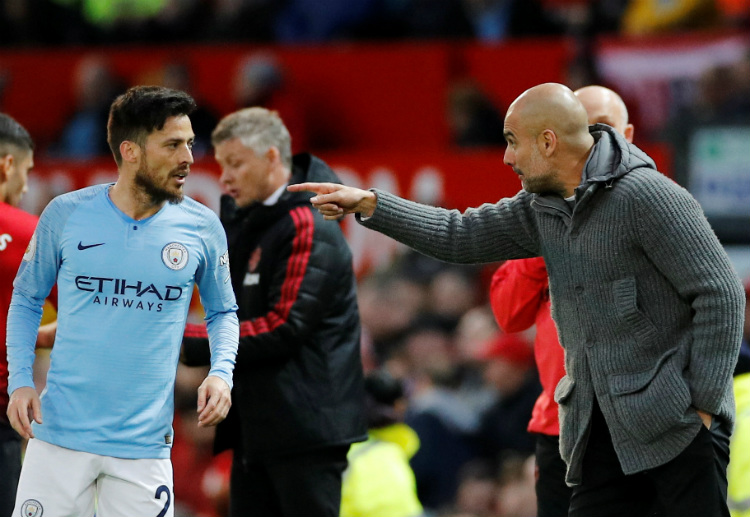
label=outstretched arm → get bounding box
[287,182,378,220]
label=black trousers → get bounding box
[569,402,730,517]
[0,437,21,517]
[229,445,350,517]
[535,433,574,517]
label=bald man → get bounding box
[488,85,637,517]
[290,82,745,517]
[574,85,634,143]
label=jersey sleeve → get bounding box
[7,198,65,394]
[490,257,548,333]
[195,211,239,389]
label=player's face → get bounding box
[1,149,33,207]
[136,115,194,205]
[503,118,562,195]
[214,137,276,208]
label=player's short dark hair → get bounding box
[107,85,196,166]
[0,113,34,158]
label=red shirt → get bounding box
[490,257,566,436]
[0,201,39,422]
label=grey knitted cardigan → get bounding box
[359,125,745,485]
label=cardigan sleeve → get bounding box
[358,189,541,264]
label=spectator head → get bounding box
[575,85,634,143]
[447,80,505,147]
[0,112,34,206]
[495,454,537,517]
[233,53,284,108]
[74,55,118,110]
[477,332,534,397]
[212,107,292,208]
[107,85,197,167]
[364,369,407,428]
[454,459,499,516]
[160,62,193,93]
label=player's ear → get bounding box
[120,140,141,165]
[0,153,13,181]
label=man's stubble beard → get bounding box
[134,160,185,205]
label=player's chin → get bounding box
[166,190,185,205]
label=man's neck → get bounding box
[109,181,164,221]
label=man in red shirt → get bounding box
[0,113,55,517]
[489,85,633,517]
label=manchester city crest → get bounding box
[21,499,43,517]
[162,242,189,271]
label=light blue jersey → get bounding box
[6,184,238,459]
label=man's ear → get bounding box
[0,154,13,183]
[623,124,635,144]
[265,146,280,165]
[539,129,557,156]
[120,141,141,164]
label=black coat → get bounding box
[184,153,366,460]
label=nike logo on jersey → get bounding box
[78,241,105,250]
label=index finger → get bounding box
[287,182,339,195]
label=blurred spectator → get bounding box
[1,0,90,46]
[341,370,424,517]
[54,55,122,159]
[727,282,750,516]
[63,0,191,42]
[540,0,590,36]
[729,50,750,116]
[391,0,474,39]
[454,305,501,364]
[495,454,537,517]
[171,363,220,517]
[397,314,457,383]
[403,322,481,512]
[662,63,747,185]
[204,0,280,42]
[0,69,9,110]
[171,408,219,517]
[452,306,501,416]
[447,81,506,148]
[357,271,427,365]
[475,332,540,466]
[451,460,498,517]
[156,61,218,158]
[730,370,750,517]
[232,52,309,152]
[563,42,601,92]
[621,0,722,35]
[426,268,482,326]
[717,0,750,26]
[736,281,750,376]
[461,0,563,41]
[274,0,380,42]
[201,450,233,517]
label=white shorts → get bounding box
[14,439,174,517]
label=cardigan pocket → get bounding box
[613,276,660,347]
[554,375,576,404]
[608,347,691,444]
